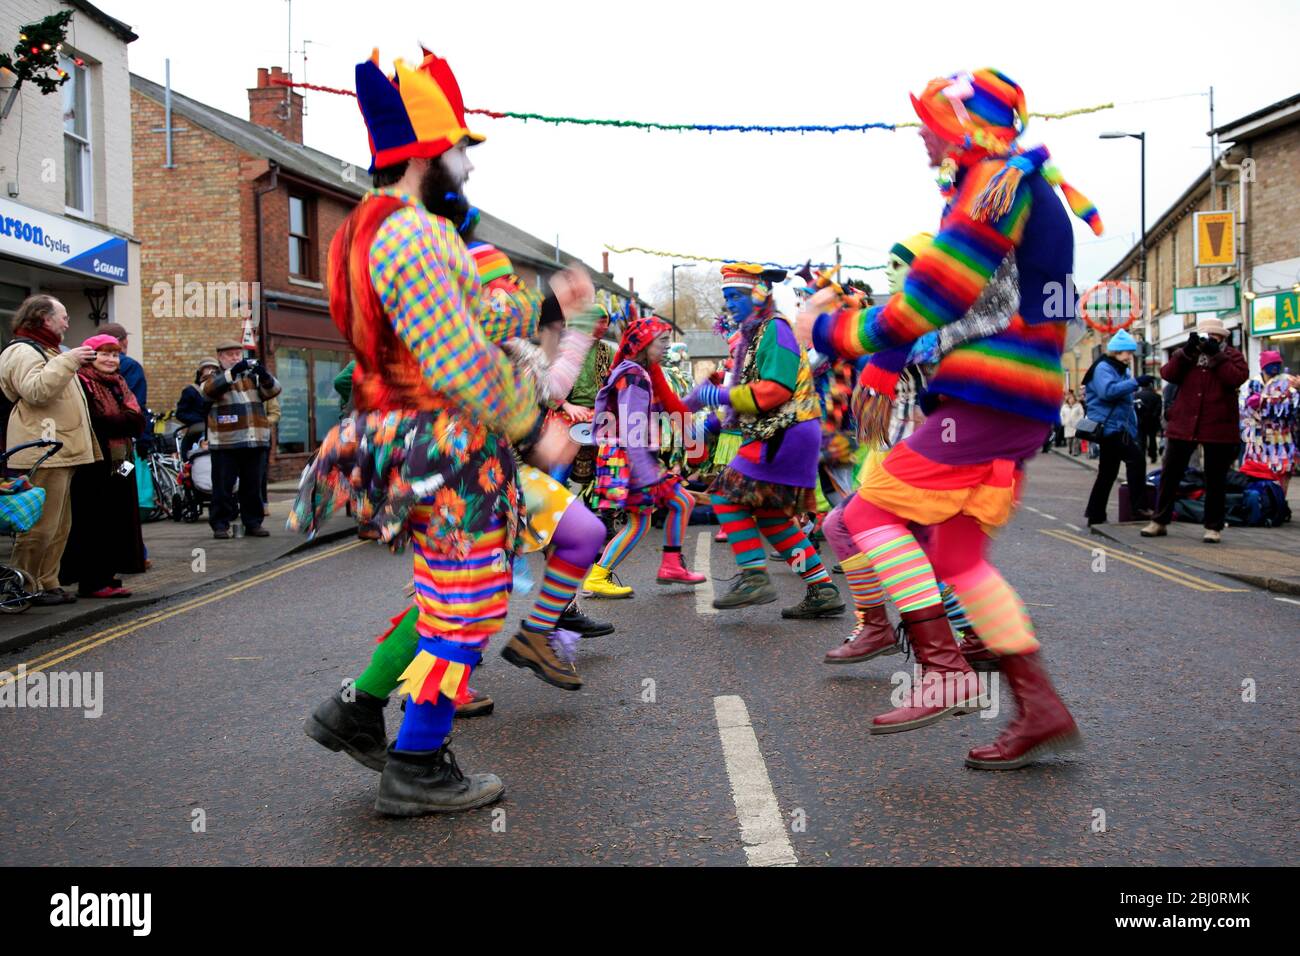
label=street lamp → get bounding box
[1100,131,1148,368]
[671,262,696,334]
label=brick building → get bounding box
[1097,90,1300,380]
[131,66,640,478]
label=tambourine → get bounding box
[569,421,596,446]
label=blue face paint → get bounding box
[723,287,754,323]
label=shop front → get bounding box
[0,196,134,344]
[263,294,349,479]
[1249,290,1300,375]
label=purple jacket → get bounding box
[594,360,663,490]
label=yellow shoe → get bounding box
[583,564,633,599]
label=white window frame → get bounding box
[61,55,93,218]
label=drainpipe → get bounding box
[1218,154,1249,368]
[252,163,280,363]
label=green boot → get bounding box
[712,568,777,610]
[781,581,847,619]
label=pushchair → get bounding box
[174,428,222,523]
[0,439,63,613]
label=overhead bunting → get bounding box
[270,78,1113,136]
[603,244,885,272]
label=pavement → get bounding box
[0,481,355,654]
[1,453,1296,865]
[1048,447,1300,595]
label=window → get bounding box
[274,346,348,454]
[61,56,92,215]
[288,195,315,278]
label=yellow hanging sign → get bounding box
[1194,211,1236,267]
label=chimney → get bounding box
[602,252,609,274]
[628,277,635,295]
[248,66,303,143]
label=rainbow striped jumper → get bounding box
[813,158,1075,425]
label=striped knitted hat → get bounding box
[913,69,1103,237]
[888,232,935,266]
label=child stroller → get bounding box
[174,428,222,523]
[0,439,63,613]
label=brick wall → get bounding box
[1248,123,1300,270]
[131,89,246,413]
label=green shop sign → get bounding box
[1250,292,1300,337]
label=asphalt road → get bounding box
[1,454,1296,866]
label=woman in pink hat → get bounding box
[59,333,146,597]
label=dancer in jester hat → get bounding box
[685,263,845,619]
[799,68,1100,769]
[290,47,585,816]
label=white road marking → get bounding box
[1275,597,1300,607]
[713,695,798,867]
[1040,513,1059,521]
[1023,505,1043,515]
[1065,523,1083,532]
[696,530,716,615]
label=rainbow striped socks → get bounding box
[944,565,1039,655]
[525,556,587,633]
[756,511,830,584]
[853,526,942,613]
[840,552,886,610]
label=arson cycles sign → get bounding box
[0,197,129,285]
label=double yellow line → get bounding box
[1039,528,1246,593]
[0,538,368,686]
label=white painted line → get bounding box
[1275,597,1300,607]
[696,530,716,615]
[1040,513,1059,521]
[713,695,798,867]
[1065,523,1083,532]
[1023,505,1042,515]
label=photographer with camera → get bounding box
[1142,318,1249,544]
[202,339,281,539]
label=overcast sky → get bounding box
[109,0,1299,307]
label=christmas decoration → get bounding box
[0,11,76,96]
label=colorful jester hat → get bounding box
[720,262,789,307]
[911,69,1103,236]
[355,47,485,173]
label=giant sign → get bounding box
[0,197,129,285]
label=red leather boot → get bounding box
[656,550,706,585]
[824,604,899,664]
[870,606,983,735]
[965,651,1081,770]
[958,632,1000,671]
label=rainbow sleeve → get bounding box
[372,208,539,440]
[813,160,1032,360]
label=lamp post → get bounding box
[1101,131,1148,369]
[671,262,696,335]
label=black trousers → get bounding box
[210,447,268,532]
[1154,439,1237,531]
[1138,426,1160,463]
[1085,432,1147,523]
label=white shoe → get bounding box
[1203,529,1221,544]
[1140,521,1167,537]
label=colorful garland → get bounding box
[269,78,1112,136]
[603,244,884,273]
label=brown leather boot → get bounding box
[870,607,983,735]
[500,627,582,691]
[965,651,1081,770]
[824,604,898,664]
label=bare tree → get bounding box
[649,267,724,330]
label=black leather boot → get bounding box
[375,745,504,816]
[558,600,615,638]
[304,687,389,772]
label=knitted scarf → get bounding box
[77,366,141,464]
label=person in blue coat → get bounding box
[1083,329,1151,526]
